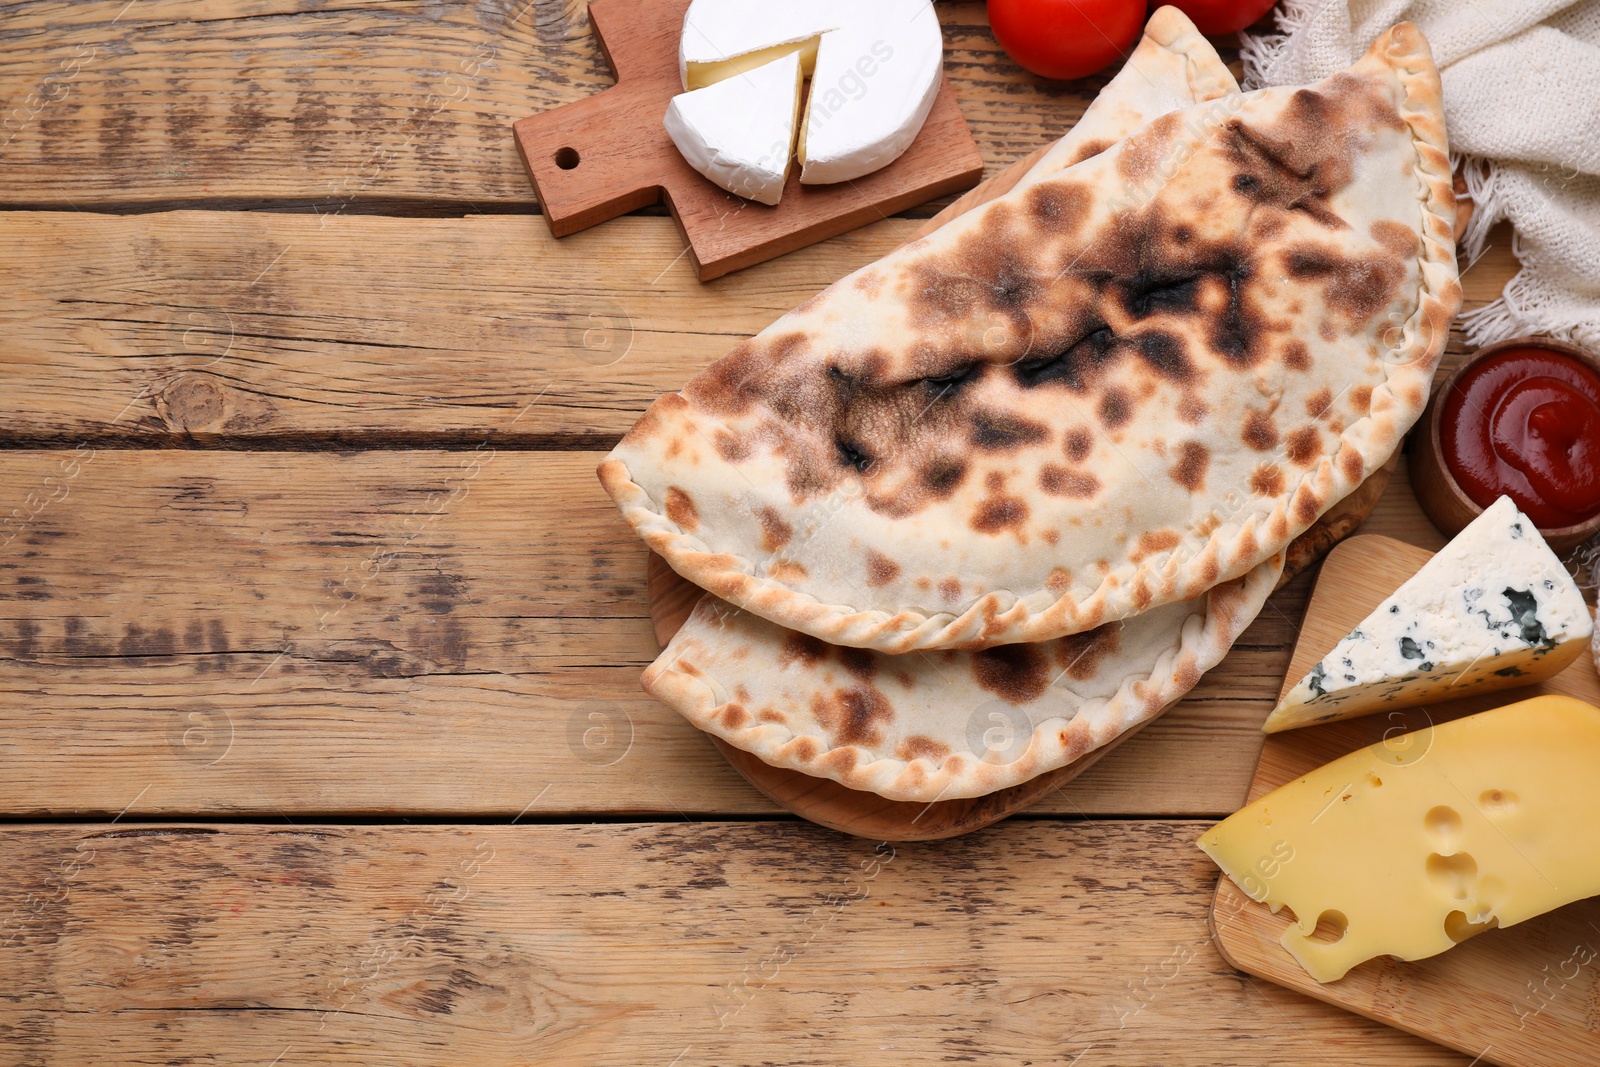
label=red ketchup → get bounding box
[1441,346,1600,529]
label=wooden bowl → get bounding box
[1410,336,1600,552]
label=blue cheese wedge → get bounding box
[1264,496,1592,733]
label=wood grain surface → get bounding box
[0,821,1472,1065]
[0,448,1440,819]
[0,3,1544,1061]
[1211,536,1600,1067]
[0,210,1519,446]
[0,0,1098,209]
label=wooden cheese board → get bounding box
[511,0,984,281]
[1210,534,1600,1067]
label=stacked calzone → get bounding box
[601,9,1462,802]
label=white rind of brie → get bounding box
[667,0,944,201]
[1264,496,1594,733]
[664,50,803,206]
[796,0,944,185]
[678,2,840,90]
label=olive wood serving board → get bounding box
[511,0,984,281]
[1209,533,1600,1067]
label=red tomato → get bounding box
[1154,0,1279,35]
[988,0,1146,81]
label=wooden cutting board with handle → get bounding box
[511,0,984,281]
[1209,534,1600,1067]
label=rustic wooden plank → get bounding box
[0,821,1470,1065]
[0,210,1519,446]
[0,0,1097,208]
[0,449,1442,819]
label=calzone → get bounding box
[642,11,1282,802]
[604,25,1460,654]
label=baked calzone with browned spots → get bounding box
[603,24,1460,656]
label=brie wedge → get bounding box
[1264,496,1593,733]
[667,0,944,201]
[664,50,804,206]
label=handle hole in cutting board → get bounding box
[554,147,581,170]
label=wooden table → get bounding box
[0,3,1517,1063]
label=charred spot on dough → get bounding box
[688,334,803,416]
[758,709,785,725]
[1177,395,1208,423]
[896,735,952,762]
[919,456,969,499]
[812,685,893,748]
[1349,384,1373,414]
[1305,387,1334,419]
[793,738,819,762]
[1287,246,1406,327]
[1250,463,1286,497]
[1339,445,1364,483]
[1170,442,1209,492]
[1221,92,1360,230]
[712,429,750,463]
[1117,112,1181,182]
[1370,220,1417,257]
[1209,261,1267,367]
[972,494,1030,534]
[1242,410,1279,451]
[939,577,962,602]
[984,470,1005,492]
[820,747,859,777]
[664,487,699,530]
[1012,325,1117,392]
[1250,213,1287,241]
[1067,138,1114,165]
[1293,484,1322,526]
[853,270,884,297]
[1132,528,1181,563]
[1064,427,1094,463]
[905,207,1044,330]
[1046,566,1072,594]
[972,411,1048,451]
[1121,269,1204,321]
[865,549,901,588]
[837,645,878,682]
[834,435,874,474]
[972,642,1050,703]
[1098,388,1132,429]
[1054,622,1121,682]
[768,558,808,583]
[1039,464,1100,498]
[779,632,828,667]
[1285,425,1321,467]
[1282,340,1311,371]
[719,704,750,730]
[1025,181,1091,232]
[758,506,793,551]
[1130,331,1192,382]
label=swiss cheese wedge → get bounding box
[1201,696,1600,983]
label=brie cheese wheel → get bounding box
[1264,496,1593,733]
[678,1,839,90]
[668,0,945,199]
[664,50,804,206]
[795,0,944,185]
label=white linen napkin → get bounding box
[1242,0,1600,350]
